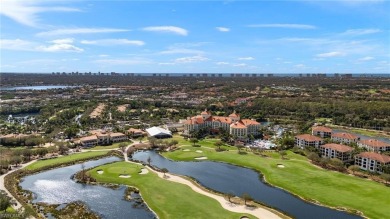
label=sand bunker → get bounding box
[97,170,103,174]
[119,174,131,178]
[277,164,285,168]
[195,156,208,160]
[139,168,149,175]
[183,149,190,152]
[195,150,203,153]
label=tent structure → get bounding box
[146,127,172,139]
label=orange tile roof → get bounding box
[359,139,389,147]
[110,132,126,137]
[332,132,359,140]
[212,116,232,124]
[312,126,332,133]
[357,152,390,163]
[230,122,247,129]
[295,134,323,142]
[321,143,353,153]
[229,112,240,118]
[241,119,260,126]
[128,128,145,133]
[80,135,98,141]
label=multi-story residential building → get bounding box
[357,139,390,153]
[183,109,261,140]
[79,130,127,147]
[312,126,332,138]
[331,132,360,144]
[320,143,354,162]
[355,152,390,173]
[295,134,324,148]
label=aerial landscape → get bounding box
[0,1,389,219]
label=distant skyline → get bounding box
[1,0,389,73]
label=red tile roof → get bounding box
[230,122,247,129]
[312,126,332,133]
[332,132,359,140]
[359,139,390,147]
[212,116,232,124]
[321,143,353,153]
[295,134,323,142]
[357,152,390,163]
[229,112,240,118]
[241,119,260,126]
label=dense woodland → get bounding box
[0,73,389,136]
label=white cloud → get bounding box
[158,62,176,65]
[316,51,345,57]
[0,0,80,27]
[37,43,83,53]
[233,63,247,67]
[0,38,83,52]
[216,62,229,65]
[98,54,109,57]
[174,55,209,63]
[357,56,374,61]
[142,26,188,36]
[0,39,38,51]
[216,27,230,32]
[238,57,255,60]
[341,29,382,36]
[80,39,145,46]
[51,38,74,44]
[247,23,317,29]
[36,28,129,37]
[294,64,306,68]
[160,48,203,55]
[93,58,150,65]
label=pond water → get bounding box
[1,85,77,91]
[132,151,361,219]
[332,129,390,144]
[20,157,156,219]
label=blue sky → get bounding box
[1,0,389,73]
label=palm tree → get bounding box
[242,193,253,206]
[227,193,234,203]
[147,156,152,166]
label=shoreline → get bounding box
[158,150,365,218]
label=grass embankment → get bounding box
[89,161,254,219]
[163,138,390,219]
[25,151,108,171]
[327,124,389,138]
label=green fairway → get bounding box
[163,142,390,219]
[89,162,254,219]
[25,151,108,170]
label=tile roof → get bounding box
[321,143,354,152]
[359,139,390,147]
[230,122,247,129]
[357,152,390,163]
[295,134,323,142]
[110,132,126,137]
[312,126,332,133]
[80,135,98,141]
[241,119,260,126]
[229,112,240,118]
[332,132,359,140]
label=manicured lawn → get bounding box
[163,140,390,219]
[88,141,132,150]
[6,206,17,213]
[89,162,254,219]
[25,151,108,170]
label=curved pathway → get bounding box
[124,144,282,219]
[0,160,37,210]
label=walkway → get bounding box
[0,160,37,210]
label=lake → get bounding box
[20,157,156,219]
[1,85,77,91]
[132,151,361,219]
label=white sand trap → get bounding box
[277,164,285,168]
[183,149,190,152]
[139,168,149,175]
[195,150,203,153]
[97,170,104,174]
[195,156,208,160]
[119,174,131,178]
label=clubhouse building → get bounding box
[78,130,127,147]
[183,109,261,141]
